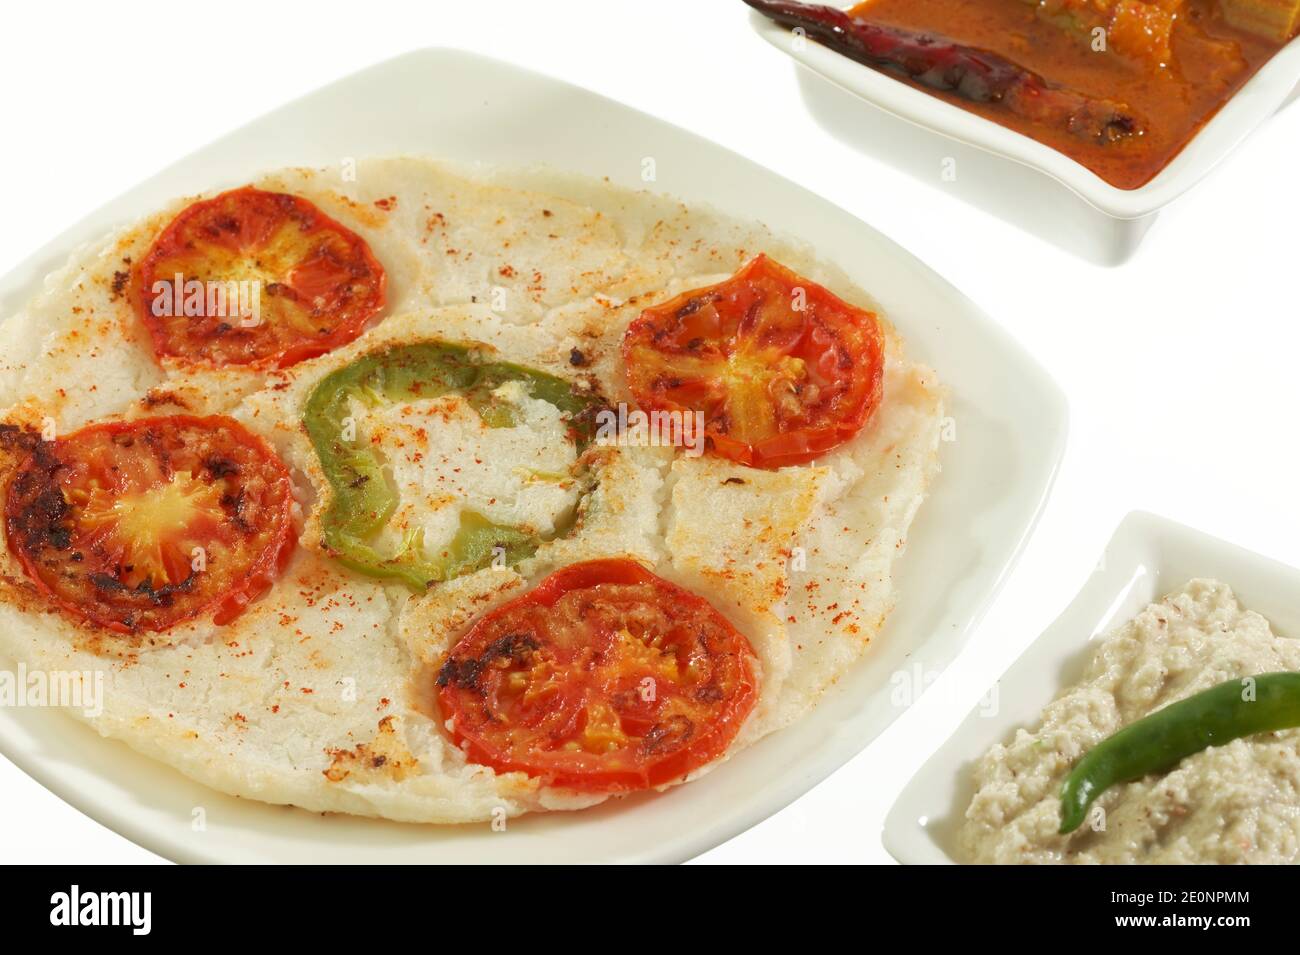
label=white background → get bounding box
[1,0,1297,865]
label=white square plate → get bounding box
[0,49,1066,864]
[883,511,1300,865]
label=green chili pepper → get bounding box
[1059,671,1300,834]
[303,340,601,589]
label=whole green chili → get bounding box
[1059,671,1300,834]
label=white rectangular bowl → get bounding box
[883,511,1300,865]
[750,7,1300,264]
[0,49,1066,864]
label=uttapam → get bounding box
[0,158,944,822]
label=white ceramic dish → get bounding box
[0,49,1066,864]
[883,511,1300,865]
[749,6,1300,264]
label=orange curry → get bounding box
[846,0,1296,188]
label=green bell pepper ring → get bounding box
[303,340,602,589]
[1059,671,1300,834]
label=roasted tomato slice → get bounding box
[136,187,386,368]
[622,254,885,468]
[436,558,758,792]
[5,415,296,633]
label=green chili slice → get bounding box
[303,340,601,589]
[1059,671,1300,834]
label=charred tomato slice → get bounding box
[5,415,296,633]
[136,187,386,368]
[622,254,885,468]
[436,558,758,792]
